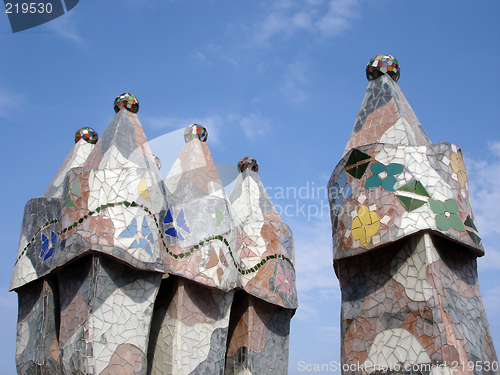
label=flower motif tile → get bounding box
[119,217,154,255]
[40,232,57,261]
[163,205,190,241]
[329,56,494,374]
[351,205,380,247]
[365,163,404,192]
[11,100,296,375]
[429,199,465,231]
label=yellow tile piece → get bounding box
[351,205,380,247]
[138,179,151,202]
[451,152,467,187]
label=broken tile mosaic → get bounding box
[183,123,208,143]
[328,56,497,374]
[366,54,400,82]
[237,157,259,173]
[113,92,139,113]
[74,126,98,144]
[11,94,296,375]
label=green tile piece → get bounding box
[346,162,370,179]
[63,179,69,198]
[449,214,465,231]
[345,149,371,167]
[215,206,224,227]
[397,180,430,198]
[398,180,417,193]
[414,181,431,198]
[396,196,427,212]
[371,163,386,174]
[70,176,81,197]
[444,199,459,214]
[429,199,445,215]
[386,163,404,175]
[409,198,427,211]
[396,195,412,211]
[64,195,75,208]
[365,175,381,190]
[381,176,397,192]
[466,230,482,245]
[435,215,451,231]
[464,215,478,231]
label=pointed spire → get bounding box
[163,124,238,289]
[44,127,98,197]
[229,157,281,223]
[164,124,235,245]
[344,55,431,154]
[229,157,297,309]
[55,94,165,271]
[329,56,484,259]
[83,94,156,171]
[165,124,225,200]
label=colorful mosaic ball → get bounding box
[366,55,400,82]
[75,127,98,144]
[153,154,161,170]
[114,93,139,113]
[238,157,259,173]
[184,124,208,143]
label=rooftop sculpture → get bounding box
[11,94,297,375]
[328,55,497,374]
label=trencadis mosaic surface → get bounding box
[11,95,296,375]
[328,55,497,374]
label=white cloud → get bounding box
[48,9,83,43]
[465,141,500,269]
[0,88,24,118]
[143,114,228,144]
[253,0,360,44]
[291,215,337,294]
[238,112,272,139]
[144,112,272,143]
[194,51,207,63]
[465,142,500,237]
[280,60,309,103]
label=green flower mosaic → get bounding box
[429,199,465,231]
[365,163,404,192]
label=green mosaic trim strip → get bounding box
[15,200,295,275]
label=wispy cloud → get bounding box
[48,9,83,43]
[253,0,360,44]
[238,112,272,139]
[144,112,274,143]
[465,141,500,270]
[193,44,241,69]
[280,60,309,103]
[292,216,337,294]
[466,141,500,237]
[0,88,25,119]
[143,114,228,144]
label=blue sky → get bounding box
[1,1,499,373]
